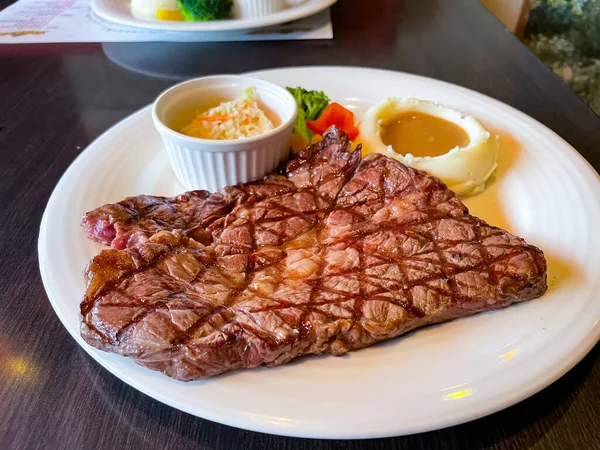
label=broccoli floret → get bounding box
[177,0,233,21]
[286,87,330,142]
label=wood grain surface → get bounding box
[1,0,599,449]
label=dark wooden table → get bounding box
[1,0,600,448]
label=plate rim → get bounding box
[92,0,337,32]
[38,66,600,439]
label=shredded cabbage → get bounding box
[181,87,274,140]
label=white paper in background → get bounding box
[0,0,333,44]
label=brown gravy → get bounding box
[380,112,470,158]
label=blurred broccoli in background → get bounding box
[525,0,600,115]
[177,0,233,21]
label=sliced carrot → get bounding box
[306,103,359,140]
[197,114,235,122]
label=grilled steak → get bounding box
[82,128,359,251]
[81,189,242,250]
[80,128,547,381]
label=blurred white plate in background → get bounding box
[92,0,337,31]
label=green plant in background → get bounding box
[525,0,600,115]
[570,1,600,56]
[527,0,585,35]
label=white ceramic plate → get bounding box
[92,0,336,31]
[39,67,600,439]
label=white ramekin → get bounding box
[152,75,298,192]
[232,0,286,19]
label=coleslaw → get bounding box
[181,87,274,140]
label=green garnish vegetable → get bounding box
[177,0,233,21]
[286,87,330,142]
